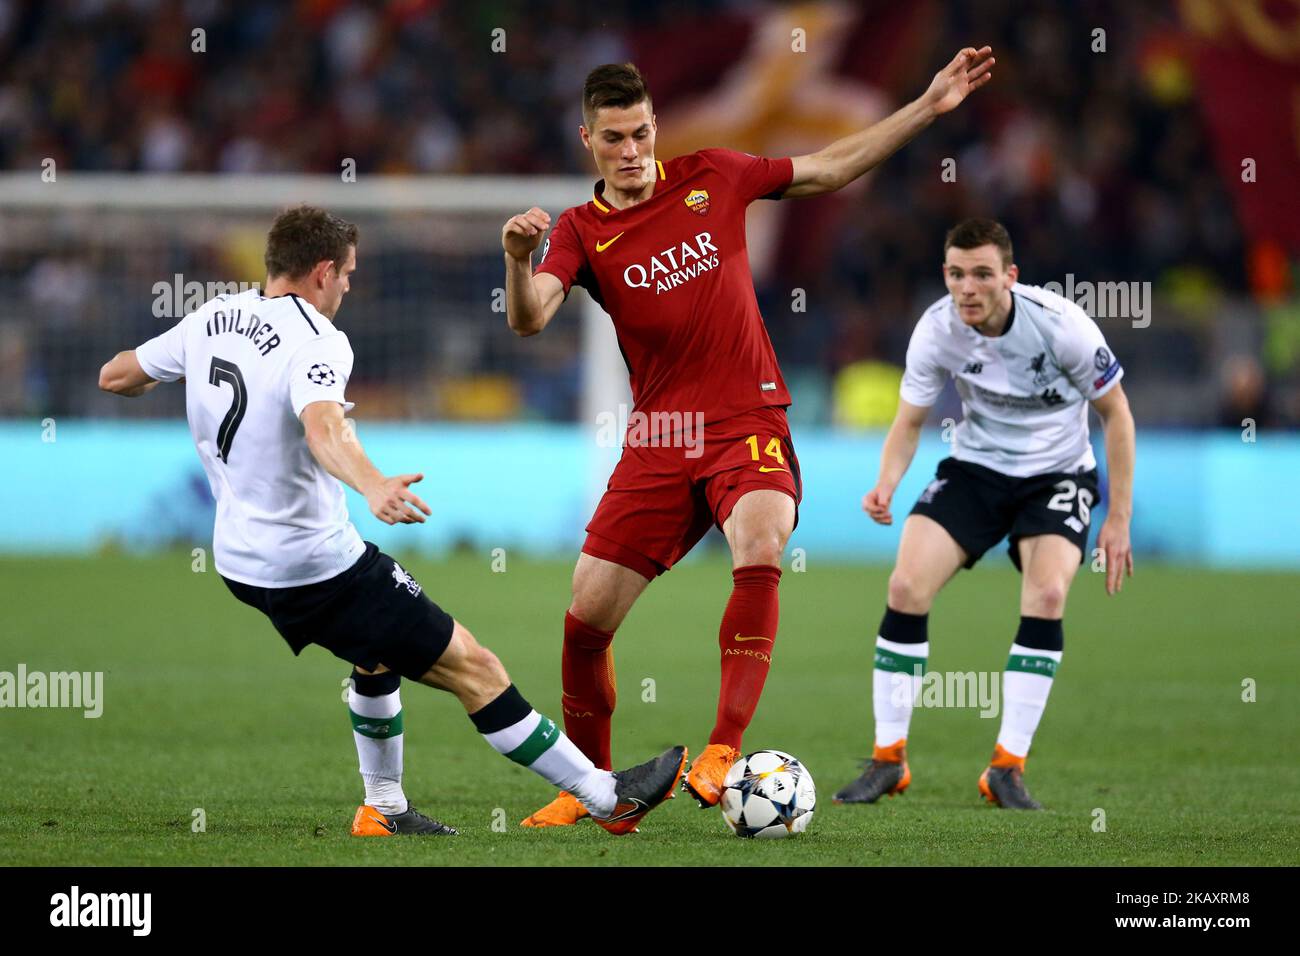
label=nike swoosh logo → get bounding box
[603,797,648,822]
[368,814,397,834]
[733,634,773,643]
[758,466,788,473]
[595,232,625,252]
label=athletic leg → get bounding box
[346,665,406,816]
[420,620,685,834]
[562,551,651,768]
[346,661,460,836]
[873,512,969,738]
[522,552,652,827]
[713,488,795,747]
[681,489,796,807]
[980,534,1081,809]
[835,515,968,803]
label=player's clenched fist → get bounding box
[366,473,432,525]
[863,486,894,525]
[502,207,552,261]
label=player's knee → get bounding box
[461,641,509,700]
[442,625,509,696]
[475,643,509,687]
[732,530,786,568]
[568,580,621,632]
[755,535,787,568]
[887,568,933,614]
[451,628,502,678]
[1026,581,1068,618]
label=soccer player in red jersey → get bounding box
[502,48,995,825]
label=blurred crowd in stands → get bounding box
[0,0,1295,427]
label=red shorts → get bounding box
[583,405,802,580]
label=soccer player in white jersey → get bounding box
[834,219,1135,809]
[97,205,686,836]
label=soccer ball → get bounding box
[719,750,816,838]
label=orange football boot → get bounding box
[520,790,589,828]
[594,746,688,835]
[832,738,911,803]
[682,743,742,807]
[351,803,458,836]
[978,744,1042,809]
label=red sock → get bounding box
[561,611,616,770]
[710,564,781,749]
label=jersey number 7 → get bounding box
[208,357,247,463]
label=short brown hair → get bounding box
[264,205,358,279]
[582,63,652,127]
[944,218,1014,268]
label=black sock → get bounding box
[468,684,532,734]
[1014,616,1064,652]
[880,607,928,644]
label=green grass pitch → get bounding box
[2,552,1297,866]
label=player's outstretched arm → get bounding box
[301,400,431,526]
[502,207,565,336]
[1091,383,1135,595]
[98,350,160,397]
[785,46,994,198]
[863,398,931,525]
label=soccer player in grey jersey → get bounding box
[835,219,1135,809]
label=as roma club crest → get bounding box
[684,188,710,216]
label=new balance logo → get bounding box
[962,362,983,374]
[919,478,948,503]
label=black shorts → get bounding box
[222,543,454,681]
[909,457,1099,571]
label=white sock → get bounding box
[873,636,929,747]
[997,643,1062,757]
[348,686,407,816]
[482,709,617,817]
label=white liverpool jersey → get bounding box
[135,288,365,586]
[900,282,1124,477]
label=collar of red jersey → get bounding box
[592,160,668,213]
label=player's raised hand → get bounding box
[1096,515,1133,596]
[502,207,552,261]
[863,485,895,525]
[367,473,432,525]
[924,46,994,115]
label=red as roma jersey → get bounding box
[535,148,794,428]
